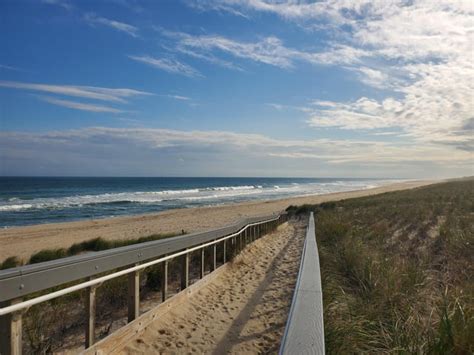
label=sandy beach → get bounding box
[118,221,306,354]
[0,179,437,262]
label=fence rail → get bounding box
[0,212,287,355]
[279,212,325,355]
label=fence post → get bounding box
[0,299,22,355]
[181,251,189,290]
[200,247,205,278]
[211,243,217,271]
[223,239,227,263]
[85,285,97,348]
[232,235,237,258]
[128,269,140,322]
[161,260,168,302]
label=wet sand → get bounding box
[0,180,437,261]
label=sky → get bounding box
[0,0,472,178]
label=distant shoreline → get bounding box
[0,179,440,262]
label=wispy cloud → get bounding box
[159,94,192,101]
[0,80,151,103]
[189,0,377,24]
[1,127,471,177]
[0,81,151,114]
[266,103,312,113]
[39,97,123,113]
[195,1,473,153]
[41,0,73,11]
[160,30,367,70]
[128,55,202,77]
[0,64,24,72]
[83,13,139,37]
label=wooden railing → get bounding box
[0,212,287,355]
[279,212,325,355]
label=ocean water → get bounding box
[0,177,400,227]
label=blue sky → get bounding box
[0,0,472,178]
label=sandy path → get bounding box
[118,221,306,354]
[0,180,436,261]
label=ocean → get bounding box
[0,177,400,227]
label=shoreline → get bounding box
[0,179,439,262]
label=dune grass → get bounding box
[0,256,22,270]
[287,179,474,354]
[0,232,183,269]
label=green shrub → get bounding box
[0,256,22,270]
[29,249,67,264]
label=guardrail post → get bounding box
[128,269,140,322]
[161,260,168,302]
[232,235,237,258]
[85,285,97,348]
[223,239,227,263]
[0,300,22,355]
[211,243,217,271]
[181,251,190,290]
[200,248,205,278]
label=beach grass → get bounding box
[0,231,187,352]
[287,179,474,354]
[0,232,183,268]
[0,256,22,270]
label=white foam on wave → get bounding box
[0,180,399,213]
[0,185,267,211]
[0,204,34,211]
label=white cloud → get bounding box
[160,30,369,70]
[194,1,473,153]
[39,96,123,113]
[0,64,23,72]
[128,55,202,77]
[1,127,471,173]
[42,0,73,11]
[83,13,139,37]
[189,0,352,23]
[0,80,151,103]
[160,94,192,101]
[353,67,390,89]
[266,103,312,113]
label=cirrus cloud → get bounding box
[1,127,471,177]
[194,1,473,154]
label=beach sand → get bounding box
[0,180,437,261]
[118,221,306,354]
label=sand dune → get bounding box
[118,221,306,354]
[0,180,436,261]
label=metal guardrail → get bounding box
[279,212,325,355]
[0,212,287,355]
